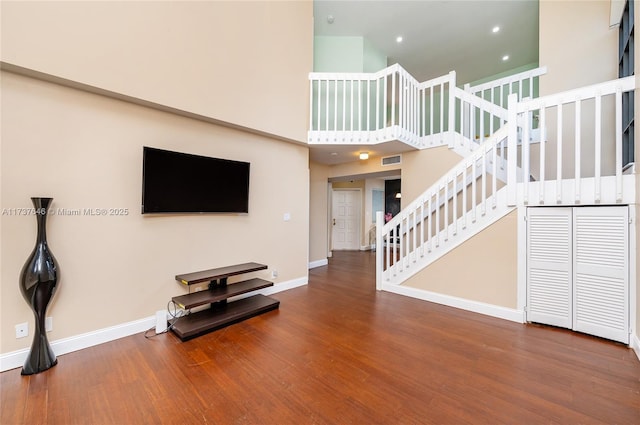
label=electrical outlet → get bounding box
[15,322,28,339]
[45,317,53,332]
[271,270,278,279]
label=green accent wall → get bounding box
[314,36,387,72]
[363,38,387,72]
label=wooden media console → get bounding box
[170,262,279,341]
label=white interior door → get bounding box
[573,207,629,344]
[331,190,360,250]
[527,207,573,328]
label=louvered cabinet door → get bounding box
[527,208,573,328]
[573,207,629,344]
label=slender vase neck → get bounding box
[31,197,53,244]
[36,212,48,243]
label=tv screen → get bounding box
[142,147,250,214]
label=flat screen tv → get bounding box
[142,146,250,214]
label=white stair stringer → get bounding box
[381,186,515,287]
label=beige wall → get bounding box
[403,211,518,308]
[309,162,330,264]
[0,1,312,143]
[328,154,401,179]
[0,73,309,352]
[0,1,313,356]
[539,1,618,95]
[1,71,310,354]
[538,1,619,180]
[401,146,462,202]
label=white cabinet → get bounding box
[527,206,629,344]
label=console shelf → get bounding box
[175,262,268,285]
[170,295,279,341]
[169,262,279,341]
[172,278,274,310]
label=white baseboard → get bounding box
[631,333,640,362]
[0,275,308,373]
[258,276,308,296]
[308,258,328,269]
[381,283,525,323]
[0,316,154,373]
[360,245,374,251]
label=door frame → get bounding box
[329,188,362,252]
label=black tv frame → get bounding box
[141,146,250,214]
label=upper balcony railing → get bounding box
[308,64,509,150]
[464,66,547,110]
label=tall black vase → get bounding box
[19,197,60,375]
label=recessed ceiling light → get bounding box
[396,36,403,43]
[492,26,500,33]
[502,55,509,61]
[330,152,338,156]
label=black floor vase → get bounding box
[19,197,60,375]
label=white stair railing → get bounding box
[376,126,511,287]
[465,66,547,110]
[376,74,636,289]
[452,87,509,150]
[507,75,636,206]
[308,65,508,154]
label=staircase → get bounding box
[309,65,636,293]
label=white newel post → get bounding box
[376,211,384,291]
[448,71,457,148]
[507,93,518,206]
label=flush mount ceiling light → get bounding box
[396,36,403,43]
[492,26,500,33]
[502,55,510,61]
[395,192,402,199]
[327,15,334,24]
[359,152,369,160]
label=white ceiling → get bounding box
[309,0,539,165]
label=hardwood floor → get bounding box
[2,250,639,424]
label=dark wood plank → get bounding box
[175,262,267,285]
[170,294,280,340]
[2,251,639,424]
[171,278,274,309]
